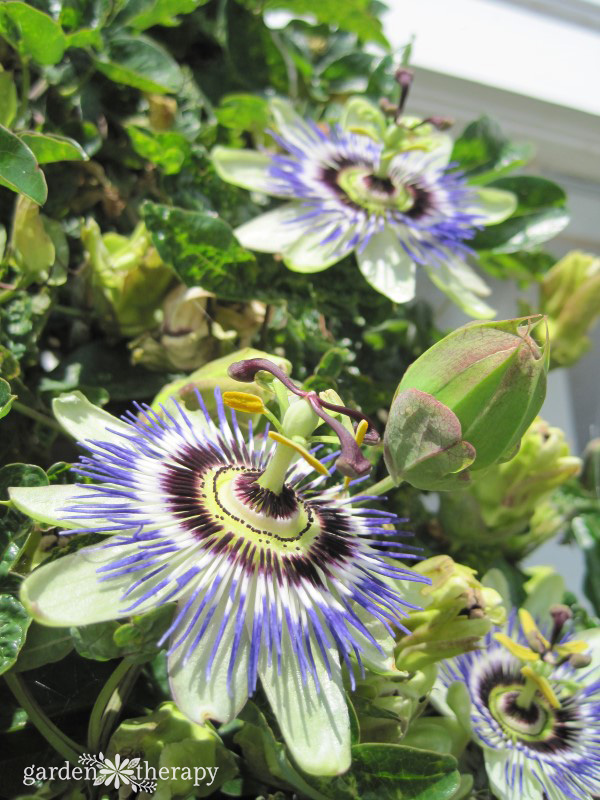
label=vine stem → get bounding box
[12,401,62,433]
[367,475,397,496]
[17,55,31,126]
[4,671,83,764]
[87,657,142,753]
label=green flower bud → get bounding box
[82,219,174,337]
[395,556,506,670]
[539,250,600,367]
[384,316,548,490]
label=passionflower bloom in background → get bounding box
[436,605,600,800]
[212,94,516,317]
[11,359,426,776]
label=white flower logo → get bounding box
[79,753,156,793]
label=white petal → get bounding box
[353,605,397,673]
[442,250,491,296]
[259,633,351,776]
[52,392,131,447]
[282,222,358,273]
[234,202,307,253]
[356,227,416,303]
[20,542,142,627]
[169,591,250,725]
[211,146,278,195]
[9,484,114,529]
[422,260,496,319]
[469,188,517,226]
[424,134,454,170]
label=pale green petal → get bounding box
[356,227,416,303]
[424,134,454,169]
[574,628,600,675]
[234,203,306,253]
[470,188,517,226]
[259,634,351,776]
[282,225,357,273]
[20,543,142,627]
[443,251,491,296]
[53,391,131,446]
[211,146,278,195]
[9,484,114,529]
[422,261,496,319]
[484,748,542,800]
[169,592,250,724]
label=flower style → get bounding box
[435,606,600,800]
[12,360,426,776]
[212,97,517,317]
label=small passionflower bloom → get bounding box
[12,359,426,776]
[436,605,600,800]
[212,93,516,317]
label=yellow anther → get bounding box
[556,639,589,657]
[354,418,369,446]
[268,431,330,477]
[520,666,561,709]
[222,391,265,414]
[343,419,370,489]
[493,633,539,662]
[518,608,550,650]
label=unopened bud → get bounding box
[569,653,592,669]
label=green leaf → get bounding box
[308,744,460,800]
[215,93,271,135]
[128,0,210,30]
[18,133,87,164]
[0,592,31,675]
[0,70,17,128]
[0,463,48,496]
[572,513,600,616]
[0,2,66,65]
[126,126,190,174]
[473,176,568,252]
[243,0,389,47]
[451,117,533,180]
[94,35,184,94]
[0,378,15,420]
[14,622,73,671]
[0,125,47,205]
[70,620,122,661]
[143,201,259,301]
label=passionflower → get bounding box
[212,94,516,317]
[436,606,600,800]
[11,359,425,776]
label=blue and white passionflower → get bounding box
[12,360,426,776]
[212,98,516,317]
[436,606,600,800]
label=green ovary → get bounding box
[489,685,556,743]
[336,166,413,215]
[201,466,322,559]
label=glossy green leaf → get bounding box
[451,117,533,180]
[19,133,87,164]
[94,35,184,94]
[0,125,47,205]
[14,622,73,671]
[0,463,48,496]
[0,2,66,65]
[126,126,190,174]
[128,0,210,30]
[143,201,258,301]
[0,70,17,128]
[0,592,31,675]
[0,378,15,420]
[473,176,568,252]
[309,744,460,800]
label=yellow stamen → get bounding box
[518,608,550,650]
[493,633,539,662]
[268,431,330,477]
[343,419,370,489]
[520,666,561,709]
[222,391,265,414]
[556,639,589,657]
